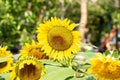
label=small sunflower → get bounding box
[88,53,120,80]
[10,56,44,80]
[37,17,81,60]
[0,46,13,73]
[20,40,47,59]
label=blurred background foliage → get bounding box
[0,0,120,52]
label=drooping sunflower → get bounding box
[37,17,81,60]
[88,53,120,80]
[10,56,44,80]
[20,40,47,59]
[0,46,13,73]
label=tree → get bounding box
[76,0,88,42]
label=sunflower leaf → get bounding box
[76,51,96,63]
[41,59,62,66]
[112,49,119,58]
[104,50,111,56]
[41,65,76,80]
[0,57,10,62]
[0,77,5,80]
[0,73,11,80]
[0,54,20,63]
[12,54,21,60]
[86,75,96,80]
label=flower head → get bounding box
[0,46,13,73]
[88,53,120,80]
[0,46,12,57]
[37,17,81,60]
[10,56,44,80]
[20,40,47,59]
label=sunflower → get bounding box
[88,53,120,80]
[0,46,13,73]
[10,56,44,80]
[37,17,81,60]
[20,40,47,59]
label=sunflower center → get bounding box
[29,49,47,59]
[47,26,73,51]
[0,62,7,68]
[19,63,42,80]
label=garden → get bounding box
[0,0,120,80]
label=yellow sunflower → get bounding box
[88,53,120,80]
[37,17,81,60]
[0,46,13,73]
[10,56,44,80]
[20,40,47,59]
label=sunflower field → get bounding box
[1,0,120,80]
[0,17,120,80]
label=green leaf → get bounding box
[76,51,96,63]
[112,50,119,58]
[41,65,76,80]
[0,76,5,80]
[86,75,96,80]
[0,73,11,80]
[12,54,21,60]
[41,59,62,67]
[0,54,20,63]
[104,50,111,56]
[0,78,5,80]
[0,56,10,63]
